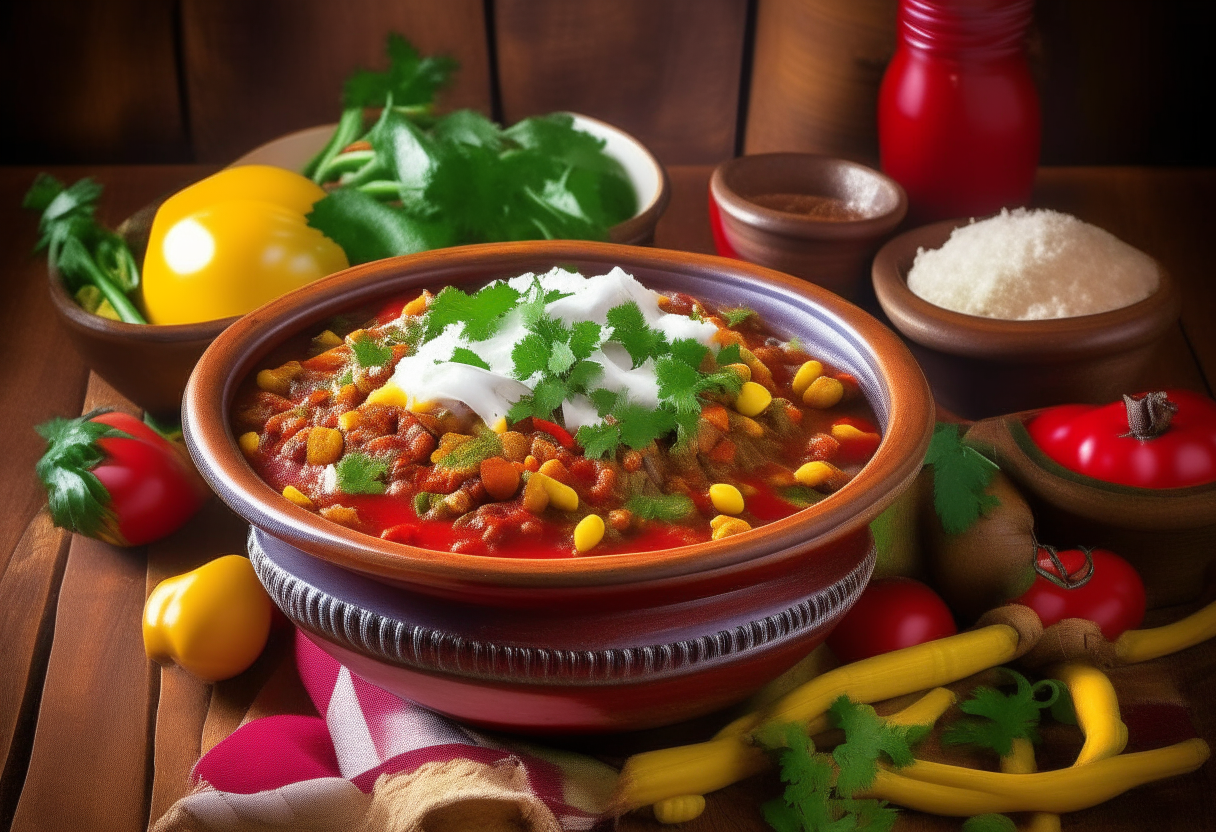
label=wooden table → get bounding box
[1,164,1214,832]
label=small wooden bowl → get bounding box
[182,240,934,732]
[872,219,1183,420]
[50,114,670,417]
[710,153,907,301]
[965,412,1216,608]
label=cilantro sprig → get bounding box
[334,452,389,495]
[942,668,1064,758]
[757,696,925,832]
[924,423,1000,534]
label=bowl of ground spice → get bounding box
[872,210,1182,420]
[710,153,907,301]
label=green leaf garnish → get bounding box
[606,301,667,368]
[350,334,392,369]
[35,411,130,538]
[425,283,522,341]
[942,668,1064,758]
[449,347,491,370]
[828,696,928,797]
[334,452,388,495]
[924,423,1000,535]
[721,306,757,327]
[342,32,457,110]
[624,492,694,522]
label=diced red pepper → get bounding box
[531,418,575,449]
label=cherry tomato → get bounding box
[1013,546,1146,641]
[36,410,209,546]
[1026,389,1216,489]
[827,577,958,664]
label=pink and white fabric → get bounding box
[162,630,617,831]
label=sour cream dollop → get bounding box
[375,267,721,431]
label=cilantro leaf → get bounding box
[942,669,1063,758]
[425,283,521,341]
[334,452,388,495]
[34,412,131,538]
[575,422,621,459]
[669,337,710,370]
[655,356,703,415]
[569,320,603,360]
[717,342,743,366]
[606,302,667,367]
[342,32,457,109]
[350,334,392,368]
[625,492,694,522]
[547,340,576,375]
[721,306,757,327]
[511,332,551,380]
[449,347,491,370]
[924,423,1001,534]
[618,402,677,449]
[828,696,928,797]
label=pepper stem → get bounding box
[1122,391,1177,440]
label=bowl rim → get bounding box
[182,240,933,592]
[710,152,909,242]
[871,217,1183,362]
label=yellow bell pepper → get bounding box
[141,165,348,325]
[143,554,274,682]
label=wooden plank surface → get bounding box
[1,164,1214,832]
[180,0,494,163]
[494,0,749,165]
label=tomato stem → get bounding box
[1034,542,1095,590]
[1121,391,1177,441]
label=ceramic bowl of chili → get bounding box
[871,218,1183,421]
[50,114,669,420]
[709,153,908,302]
[181,240,934,734]
[963,389,1216,609]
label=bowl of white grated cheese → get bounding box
[872,211,1182,420]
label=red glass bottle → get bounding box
[878,0,1040,224]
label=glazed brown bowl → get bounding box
[965,412,1216,609]
[872,218,1183,420]
[181,240,933,733]
[50,114,669,417]
[710,153,907,301]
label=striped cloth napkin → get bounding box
[152,631,619,832]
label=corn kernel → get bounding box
[803,376,844,409]
[791,360,824,397]
[401,289,432,318]
[521,473,550,514]
[709,483,745,515]
[338,410,362,432]
[490,416,509,434]
[795,460,838,488]
[725,362,751,382]
[831,423,875,442]
[319,504,360,527]
[573,514,606,553]
[306,427,344,466]
[538,458,571,483]
[734,381,772,417]
[255,361,303,396]
[709,514,732,530]
[535,472,579,511]
[365,382,408,408]
[238,432,260,457]
[712,517,752,540]
[654,795,707,825]
[281,485,315,510]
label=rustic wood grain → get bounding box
[744,0,895,163]
[179,0,494,163]
[654,165,718,256]
[493,0,748,165]
[0,1,188,164]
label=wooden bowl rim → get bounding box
[182,240,934,592]
[872,218,1183,361]
[710,152,908,242]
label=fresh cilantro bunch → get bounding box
[304,34,637,264]
[757,696,926,832]
[23,174,146,323]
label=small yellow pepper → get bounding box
[141,165,348,325]
[143,554,273,682]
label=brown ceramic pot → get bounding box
[965,412,1216,609]
[872,218,1183,421]
[710,153,907,301]
[181,240,934,732]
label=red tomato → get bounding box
[36,410,208,546]
[1026,389,1216,489]
[827,577,958,664]
[1013,546,1146,641]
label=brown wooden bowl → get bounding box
[872,218,1183,421]
[965,412,1216,609]
[710,153,907,301]
[181,240,934,732]
[50,114,669,419]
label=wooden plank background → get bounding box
[1,0,1212,168]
